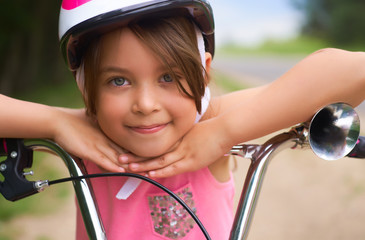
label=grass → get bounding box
[14,79,84,108]
[218,35,365,58]
[0,152,72,221]
[217,35,365,57]
[218,36,324,56]
[0,80,82,234]
[212,70,248,92]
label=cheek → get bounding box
[96,94,127,128]
[168,95,197,126]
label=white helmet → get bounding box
[59,0,215,71]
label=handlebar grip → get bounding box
[0,138,7,155]
[0,139,38,201]
[347,136,365,158]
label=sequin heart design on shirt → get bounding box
[148,187,197,239]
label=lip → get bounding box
[129,123,168,134]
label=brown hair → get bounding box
[82,16,207,116]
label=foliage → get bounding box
[0,0,71,96]
[212,71,248,92]
[14,79,84,108]
[0,152,72,222]
[0,78,81,225]
[292,0,365,47]
[217,36,328,56]
[2,0,365,96]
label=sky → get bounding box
[208,0,303,47]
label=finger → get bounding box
[147,160,190,178]
[118,139,183,165]
[97,164,124,174]
[127,151,183,173]
[78,143,125,173]
[97,140,133,167]
[118,163,148,175]
[118,153,149,164]
[108,141,127,155]
[115,164,148,176]
[84,152,125,173]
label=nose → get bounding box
[131,85,161,115]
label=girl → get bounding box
[1,0,365,239]
[62,2,235,238]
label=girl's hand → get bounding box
[52,108,128,173]
[0,95,143,173]
[120,118,231,178]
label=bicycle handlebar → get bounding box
[347,136,365,158]
[0,138,107,240]
[0,103,363,240]
[0,138,37,201]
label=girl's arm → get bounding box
[215,48,365,149]
[121,48,365,177]
[0,94,125,172]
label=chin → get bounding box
[133,150,165,158]
[129,145,171,158]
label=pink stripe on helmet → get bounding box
[62,0,92,10]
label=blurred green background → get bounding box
[2,0,365,98]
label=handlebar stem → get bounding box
[229,126,308,240]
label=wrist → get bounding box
[209,115,238,155]
[49,107,73,141]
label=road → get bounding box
[2,55,364,240]
[212,55,365,240]
[212,55,365,114]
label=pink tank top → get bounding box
[76,161,235,240]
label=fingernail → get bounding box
[130,163,139,170]
[149,171,156,177]
[119,167,126,172]
[120,155,128,163]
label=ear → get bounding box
[204,52,212,84]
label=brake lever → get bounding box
[0,138,47,201]
[347,136,365,158]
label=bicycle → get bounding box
[1,102,364,240]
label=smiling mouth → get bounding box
[129,123,168,134]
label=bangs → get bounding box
[129,16,206,113]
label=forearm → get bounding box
[0,94,60,139]
[0,95,128,172]
[219,48,365,148]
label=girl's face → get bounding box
[95,28,197,157]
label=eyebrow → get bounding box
[99,66,130,75]
[99,64,180,75]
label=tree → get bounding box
[293,0,365,47]
[0,0,71,96]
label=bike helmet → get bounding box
[59,0,215,72]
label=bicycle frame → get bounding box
[12,122,321,240]
[1,103,361,240]
[20,124,308,240]
[23,139,107,240]
[228,124,308,239]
